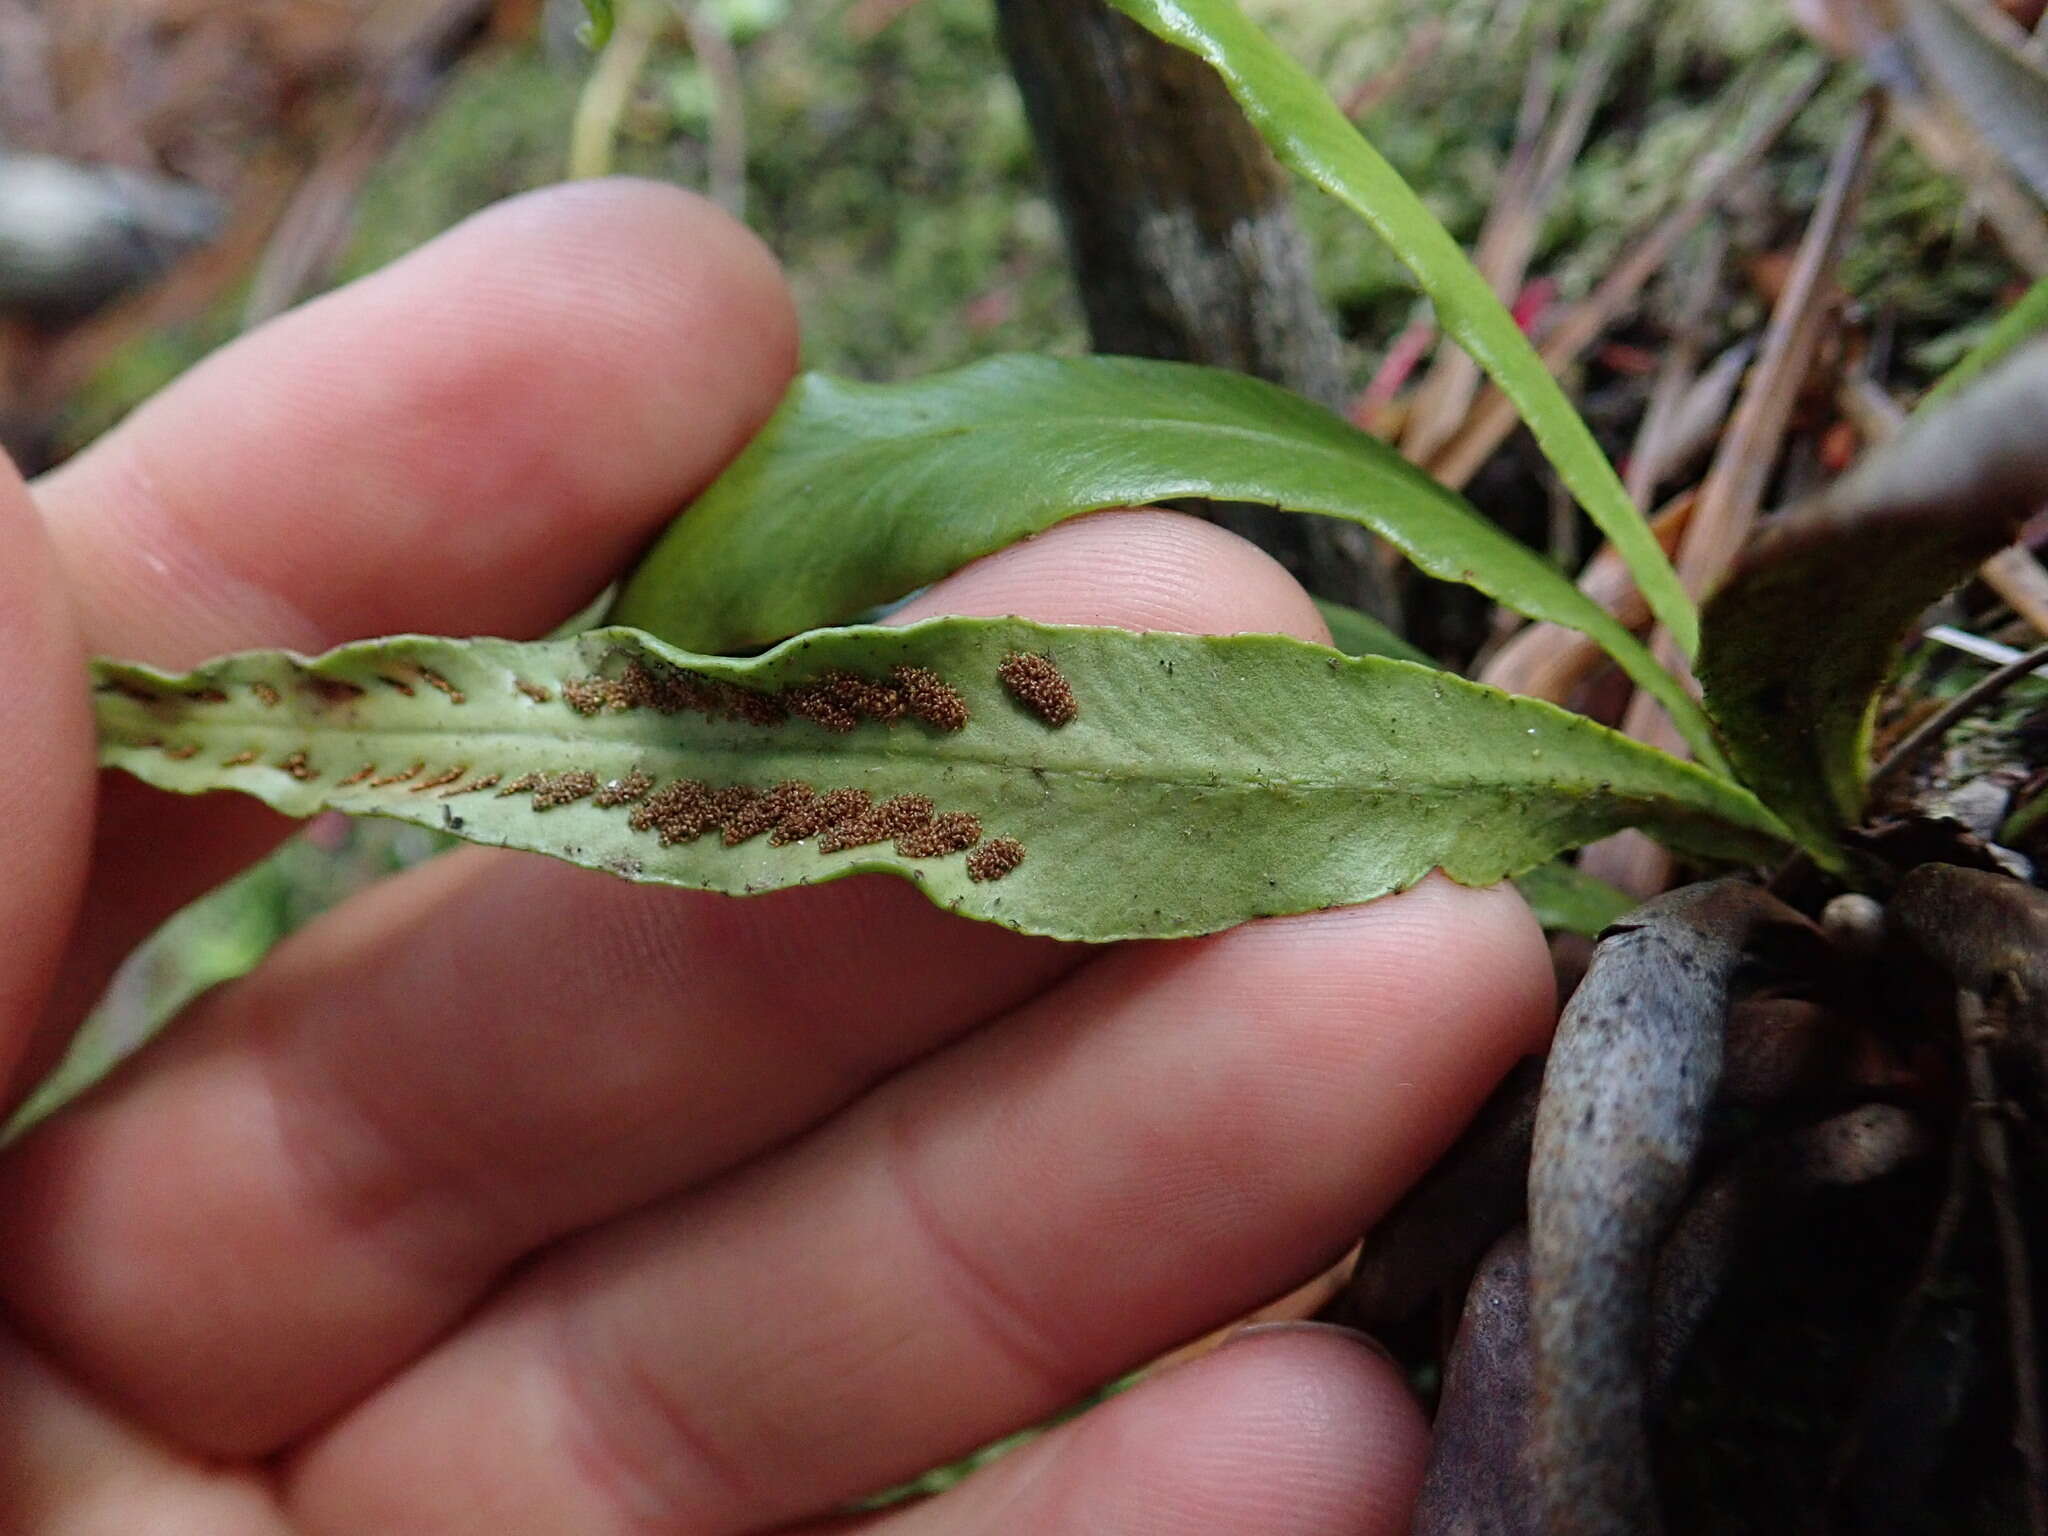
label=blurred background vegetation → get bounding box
[15,0,2017,457]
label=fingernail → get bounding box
[1224,1320,1399,1365]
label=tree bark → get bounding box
[994,0,1397,622]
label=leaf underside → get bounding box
[96,619,1783,944]
[1099,0,1698,658]
[1696,345,2048,864]
[610,356,1724,766]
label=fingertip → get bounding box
[0,462,92,1096]
[846,1323,1425,1535]
[1200,872,1556,1199]
[1376,872,1557,1051]
[1067,1326,1427,1534]
[431,177,800,501]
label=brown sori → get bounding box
[997,652,1077,727]
[594,771,655,808]
[420,669,465,703]
[895,811,982,859]
[966,837,1026,882]
[893,665,970,731]
[308,678,367,706]
[722,781,818,845]
[532,770,600,810]
[411,765,467,793]
[771,786,871,846]
[562,677,634,715]
[819,794,935,854]
[629,779,719,845]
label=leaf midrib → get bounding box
[104,709,1744,810]
[795,412,1450,497]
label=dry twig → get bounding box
[1958,987,2048,1536]
[1424,57,1828,492]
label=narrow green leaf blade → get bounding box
[577,0,615,47]
[96,619,1783,944]
[1099,0,1696,657]
[1513,861,1638,937]
[1696,345,2048,863]
[1311,596,1433,665]
[611,357,1724,766]
[1920,272,2048,412]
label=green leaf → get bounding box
[1311,597,1433,666]
[1919,272,2048,412]
[611,356,1725,768]
[95,619,1783,944]
[1513,861,1638,937]
[1097,0,1697,658]
[1696,345,2048,865]
[4,855,291,1145]
[577,0,615,48]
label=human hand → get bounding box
[0,182,1553,1535]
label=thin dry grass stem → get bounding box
[1338,18,1446,118]
[1588,98,1880,900]
[1399,26,1560,463]
[1957,988,2048,1536]
[1979,546,2048,635]
[1836,368,1908,442]
[1478,493,1693,705]
[1624,92,1884,749]
[1626,227,1729,510]
[1826,1124,1973,1505]
[243,1,487,326]
[1891,87,2048,277]
[668,0,748,219]
[1424,58,1828,493]
[242,94,406,327]
[1648,339,1758,484]
[1869,638,2048,792]
[1405,0,1650,466]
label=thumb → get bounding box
[0,454,92,1103]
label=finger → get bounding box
[34,178,799,1043]
[810,1326,1426,1536]
[37,179,795,664]
[0,1324,287,1536]
[280,876,1552,1533]
[0,511,1334,1455]
[0,456,93,1097]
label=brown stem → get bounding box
[1867,639,2048,793]
[1958,987,2048,1535]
